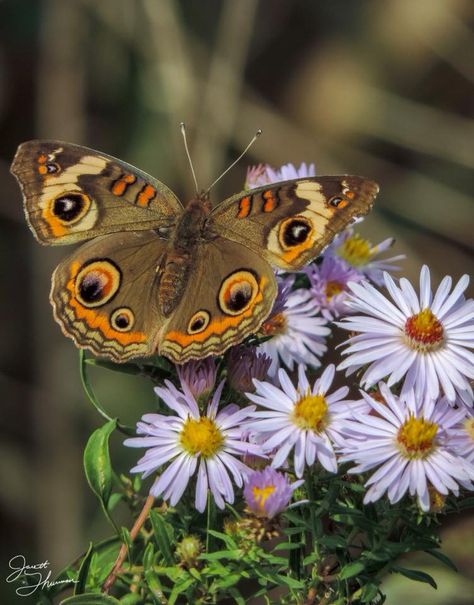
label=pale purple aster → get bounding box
[339,384,474,511]
[307,255,363,320]
[246,162,316,189]
[247,364,361,478]
[177,358,217,399]
[243,467,304,518]
[337,266,474,404]
[326,228,404,286]
[125,380,261,512]
[227,346,272,392]
[258,278,329,377]
[447,410,474,464]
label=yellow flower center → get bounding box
[180,417,224,458]
[292,391,328,432]
[464,417,474,441]
[253,485,276,511]
[397,415,438,459]
[260,311,287,336]
[337,234,373,267]
[404,308,444,352]
[325,280,344,300]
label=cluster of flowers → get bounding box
[126,163,474,518]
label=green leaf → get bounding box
[272,542,305,551]
[119,596,142,605]
[339,561,365,580]
[79,351,134,436]
[216,573,241,589]
[60,594,121,605]
[275,574,305,590]
[425,549,457,572]
[74,543,94,595]
[360,582,379,603]
[200,549,241,561]
[143,543,167,604]
[168,576,194,605]
[227,587,245,605]
[149,510,175,565]
[207,530,238,549]
[83,419,117,530]
[392,566,437,589]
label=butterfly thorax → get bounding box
[159,194,212,317]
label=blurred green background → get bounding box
[0,0,473,603]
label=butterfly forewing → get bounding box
[210,176,379,270]
[10,140,183,246]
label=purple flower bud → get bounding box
[243,467,303,518]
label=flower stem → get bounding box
[102,494,155,593]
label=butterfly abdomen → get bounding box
[159,252,192,317]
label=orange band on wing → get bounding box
[237,196,252,218]
[263,190,278,212]
[66,262,146,346]
[137,184,156,207]
[165,276,268,348]
[112,174,137,197]
[280,237,316,264]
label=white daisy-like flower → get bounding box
[247,364,362,478]
[125,381,260,512]
[339,384,474,511]
[447,410,474,464]
[258,278,330,377]
[337,265,474,404]
[326,228,404,286]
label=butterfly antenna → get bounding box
[180,122,199,194]
[204,129,262,195]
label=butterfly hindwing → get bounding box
[159,237,278,363]
[50,231,168,362]
[209,176,379,270]
[11,140,183,246]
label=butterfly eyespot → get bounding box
[110,307,135,332]
[187,310,210,334]
[46,162,60,174]
[75,259,121,308]
[51,192,91,224]
[279,217,313,249]
[342,188,356,199]
[219,270,259,316]
[329,196,345,207]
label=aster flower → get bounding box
[246,162,315,189]
[307,254,363,320]
[125,380,261,512]
[339,384,474,511]
[247,364,359,478]
[258,278,329,377]
[177,358,217,399]
[327,229,404,286]
[227,346,272,392]
[337,266,474,404]
[243,467,303,518]
[447,410,474,464]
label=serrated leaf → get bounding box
[60,594,121,605]
[74,543,94,595]
[392,566,437,589]
[83,420,117,530]
[149,510,174,565]
[339,561,365,580]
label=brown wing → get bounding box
[10,140,183,245]
[209,176,379,270]
[51,231,168,362]
[159,238,277,363]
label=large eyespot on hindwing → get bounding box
[187,310,211,334]
[110,307,135,332]
[50,192,91,225]
[218,270,259,316]
[75,259,121,308]
[278,216,313,250]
